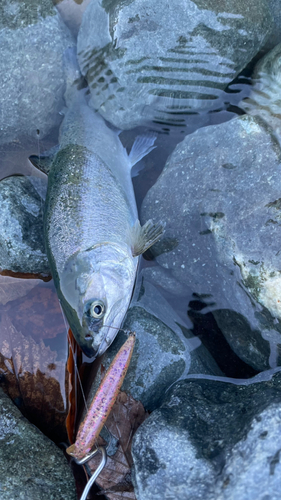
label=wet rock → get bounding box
[54,0,91,38]
[77,0,271,129]
[241,43,281,139]
[141,114,281,372]
[140,265,187,296]
[263,1,281,51]
[132,369,281,500]
[0,176,50,275]
[0,388,76,500]
[0,0,75,145]
[88,277,222,413]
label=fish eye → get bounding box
[89,300,105,319]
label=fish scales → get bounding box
[46,144,135,276]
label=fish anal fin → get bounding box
[128,133,157,168]
[131,219,165,257]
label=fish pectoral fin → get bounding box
[128,133,157,168]
[29,145,59,175]
[131,219,165,257]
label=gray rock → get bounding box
[54,0,91,38]
[263,1,281,51]
[0,388,76,500]
[132,369,281,500]
[77,0,272,129]
[87,276,222,413]
[0,0,75,145]
[140,266,188,296]
[241,43,281,140]
[0,176,50,275]
[141,114,281,372]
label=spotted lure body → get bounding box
[66,333,136,461]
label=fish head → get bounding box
[60,245,137,358]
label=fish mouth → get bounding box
[77,294,129,358]
[78,328,115,359]
[93,300,128,357]
[84,333,93,342]
[79,329,104,358]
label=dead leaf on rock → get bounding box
[0,311,68,441]
[87,392,148,500]
[66,328,83,445]
[0,269,51,281]
[0,276,69,442]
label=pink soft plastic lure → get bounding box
[66,332,136,461]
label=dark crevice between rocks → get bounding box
[188,299,259,379]
[162,371,281,466]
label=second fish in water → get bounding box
[30,53,164,358]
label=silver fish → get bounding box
[30,54,164,358]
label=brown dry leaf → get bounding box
[1,269,51,282]
[0,275,41,305]
[0,276,69,442]
[66,328,83,445]
[87,392,148,500]
[0,311,68,441]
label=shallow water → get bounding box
[1,0,277,468]
[0,71,254,431]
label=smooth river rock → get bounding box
[77,0,272,129]
[87,275,222,414]
[0,176,50,275]
[262,1,281,51]
[240,42,281,140]
[0,388,76,500]
[132,369,281,500]
[141,114,281,372]
[0,0,74,145]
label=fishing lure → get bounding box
[66,332,136,461]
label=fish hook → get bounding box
[75,446,107,500]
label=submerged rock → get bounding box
[54,0,91,38]
[132,370,281,500]
[87,276,222,414]
[77,0,272,129]
[0,176,50,275]
[240,43,281,139]
[0,0,74,145]
[0,388,76,500]
[140,265,188,296]
[141,114,281,372]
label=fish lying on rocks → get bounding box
[30,50,164,358]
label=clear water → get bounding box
[0,0,271,449]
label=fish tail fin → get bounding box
[128,133,157,168]
[131,219,165,257]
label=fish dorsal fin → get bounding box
[130,219,165,257]
[29,145,59,175]
[128,133,157,167]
